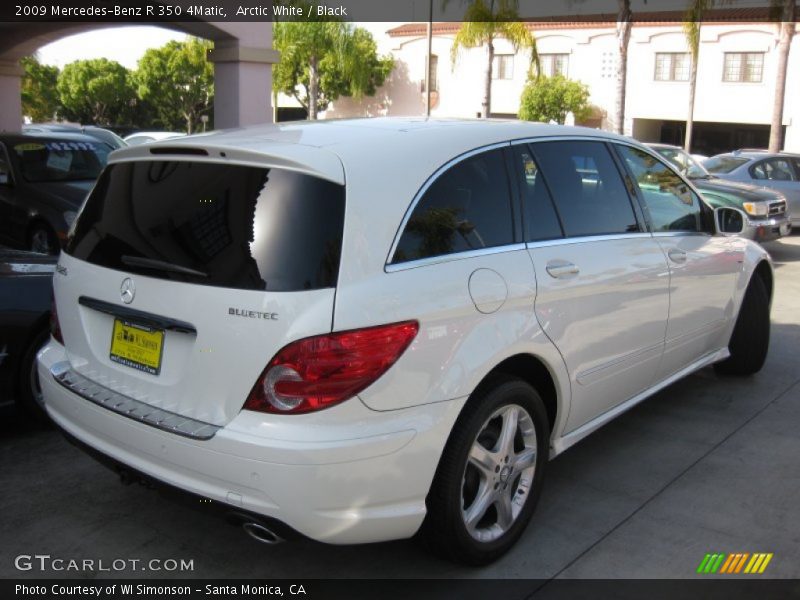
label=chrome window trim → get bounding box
[386,243,526,273]
[651,231,711,238]
[385,141,512,270]
[50,362,221,440]
[525,232,653,249]
[509,134,629,147]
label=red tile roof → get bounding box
[387,7,785,38]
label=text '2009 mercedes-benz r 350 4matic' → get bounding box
[39,118,772,565]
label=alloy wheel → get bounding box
[460,404,537,542]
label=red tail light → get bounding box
[50,295,64,345]
[244,321,419,415]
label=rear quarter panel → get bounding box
[335,250,571,440]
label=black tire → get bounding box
[28,223,59,255]
[420,376,549,565]
[18,328,51,422]
[714,274,770,376]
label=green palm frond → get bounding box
[450,0,537,67]
[683,0,714,58]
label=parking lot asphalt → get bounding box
[1,237,799,581]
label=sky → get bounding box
[35,24,397,70]
[37,26,189,69]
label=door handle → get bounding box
[668,248,687,264]
[545,260,579,279]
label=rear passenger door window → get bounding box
[529,141,639,237]
[616,145,703,233]
[512,145,564,242]
[750,158,796,181]
[392,147,515,264]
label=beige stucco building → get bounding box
[317,20,800,155]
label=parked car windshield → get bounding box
[653,146,710,180]
[11,140,106,183]
[704,155,750,174]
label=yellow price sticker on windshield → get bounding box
[14,143,46,152]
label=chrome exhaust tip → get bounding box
[242,521,284,545]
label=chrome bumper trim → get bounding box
[50,362,220,440]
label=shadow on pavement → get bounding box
[763,238,800,266]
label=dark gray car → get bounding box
[649,144,790,242]
[703,150,800,227]
[0,132,107,254]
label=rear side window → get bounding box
[512,145,563,242]
[617,145,703,232]
[750,158,796,181]
[392,148,514,264]
[530,141,639,237]
[67,161,345,292]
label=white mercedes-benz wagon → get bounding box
[39,118,772,564]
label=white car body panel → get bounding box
[54,252,337,426]
[39,118,773,545]
[39,342,466,543]
[526,234,671,433]
[651,233,743,380]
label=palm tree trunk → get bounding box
[614,0,632,135]
[769,6,795,152]
[309,54,319,120]
[483,40,494,118]
[685,50,698,152]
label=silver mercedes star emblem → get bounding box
[120,278,135,304]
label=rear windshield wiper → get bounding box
[121,255,208,278]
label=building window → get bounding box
[492,54,514,79]
[540,53,569,77]
[421,55,438,92]
[654,53,690,81]
[723,52,764,82]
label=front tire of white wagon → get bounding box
[714,274,770,376]
[420,376,549,565]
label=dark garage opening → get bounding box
[658,120,780,157]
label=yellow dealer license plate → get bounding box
[109,319,164,376]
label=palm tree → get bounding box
[683,0,713,153]
[614,0,633,135]
[768,0,796,152]
[450,0,538,118]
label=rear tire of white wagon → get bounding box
[420,376,549,565]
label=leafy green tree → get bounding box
[450,1,538,118]
[56,58,135,126]
[518,75,591,124]
[273,21,394,120]
[20,56,60,122]
[135,38,214,133]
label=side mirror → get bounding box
[714,206,746,236]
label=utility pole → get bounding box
[425,0,433,116]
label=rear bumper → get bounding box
[38,342,465,545]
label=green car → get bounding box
[648,144,791,242]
